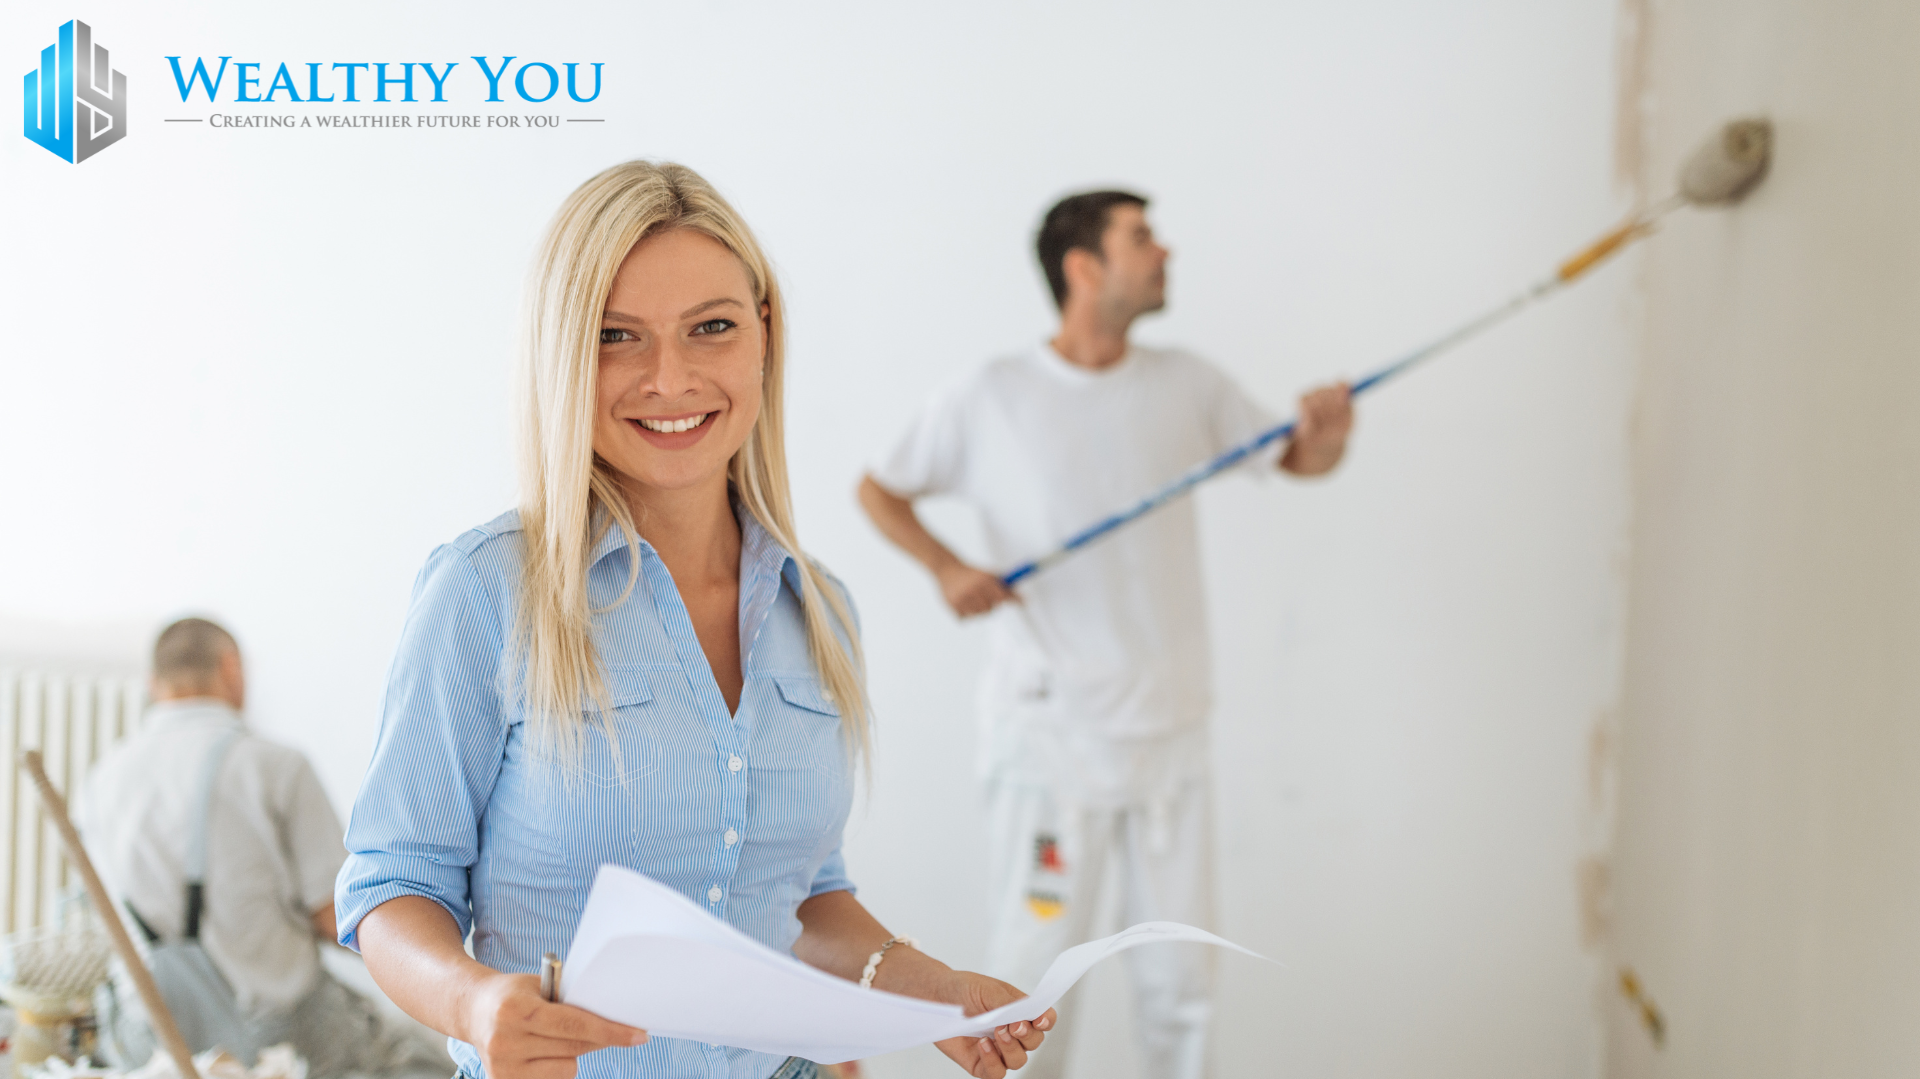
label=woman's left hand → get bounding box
[931,970,1056,1077]
[790,893,1054,1075]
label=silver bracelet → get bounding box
[859,935,920,989]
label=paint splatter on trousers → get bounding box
[982,778,1216,1079]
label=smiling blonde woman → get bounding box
[335,162,1053,1079]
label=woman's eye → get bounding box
[690,318,735,336]
[600,328,634,344]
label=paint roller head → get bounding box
[1678,118,1773,206]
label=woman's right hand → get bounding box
[464,972,649,1079]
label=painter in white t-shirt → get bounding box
[869,340,1283,803]
[859,190,1354,1079]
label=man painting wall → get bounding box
[859,191,1354,1078]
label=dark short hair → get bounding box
[152,617,237,687]
[1036,190,1148,308]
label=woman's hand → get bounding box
[930,970,1056,1078]
[790,892,1053,1076]
[464,972,649,1079]
[361,896,647,1079]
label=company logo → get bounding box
[23,19,126,163]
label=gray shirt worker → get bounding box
[77,617,446,1077]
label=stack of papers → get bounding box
[562,865,1266,1064]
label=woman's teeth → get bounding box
[638,413,711,434]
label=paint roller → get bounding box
[1000,119,1775,587]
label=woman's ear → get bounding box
[761,301,773,374]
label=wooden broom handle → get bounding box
[19,750,201,1079]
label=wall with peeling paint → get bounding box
[1609,0,1920,1073]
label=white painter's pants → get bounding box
[982,779,1215,1079]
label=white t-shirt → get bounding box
[871,342,1280,802]
[79,699,346,1011]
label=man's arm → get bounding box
[857,476,1014,618]
[1280,383,1355,477]
[312,902,338,943]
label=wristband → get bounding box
[858,935,920,989]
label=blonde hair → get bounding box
[515,160,866,763]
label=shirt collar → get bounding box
[1032,338,1136,382]
[589,513,637,567]
[588,501,801,596]
[737,506,802,597]
[737,507,803,665]
[145,697,243,727]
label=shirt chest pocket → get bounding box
[750,674,846,774]
[581,666,665,787]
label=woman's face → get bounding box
[593,228,769,503]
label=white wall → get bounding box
[2,2,1634,1075]
[1608,0,1920,1073]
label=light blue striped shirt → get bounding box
[337,508,857,1079]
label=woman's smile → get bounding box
[629,409,719,448]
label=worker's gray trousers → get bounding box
[100,965,449,1079]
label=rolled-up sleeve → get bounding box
[808,846,854,898]
[335,544,509,948]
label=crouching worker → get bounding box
[78,617,447,1078]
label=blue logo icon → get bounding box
[23,19,126,163]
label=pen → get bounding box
[540,952,562,1003]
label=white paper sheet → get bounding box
[561,865,1268,1064]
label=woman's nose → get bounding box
[645,345,701,396]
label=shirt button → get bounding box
[708,886,723,903]
[728,755,743,772]
[724,828,739,846]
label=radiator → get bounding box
[0,668,146,935]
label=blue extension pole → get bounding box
[998,210,1666,588]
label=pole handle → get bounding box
[1557,219,1648,282]
[19,750,202,1079]
[999,212,1664,589]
